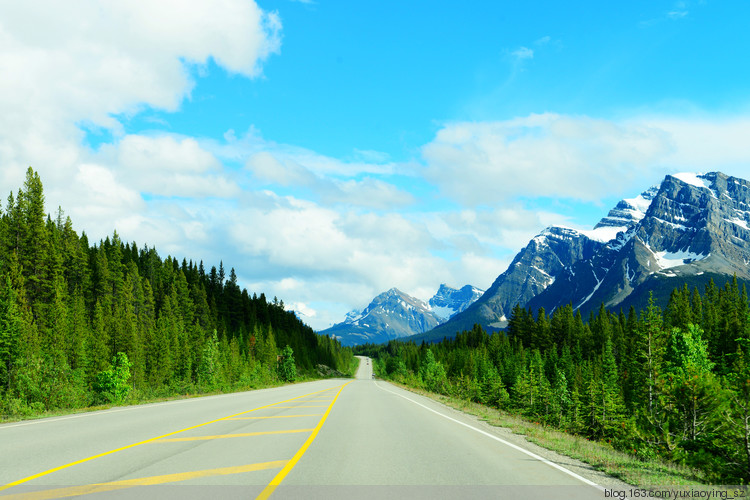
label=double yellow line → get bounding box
[1,381,352,499]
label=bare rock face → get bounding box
[424,186,659,340]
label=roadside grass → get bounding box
[0,369,346,425]
[389,381,707,488]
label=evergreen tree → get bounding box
[0,275,22,392]
[277,345,297,382]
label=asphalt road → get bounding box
[0,357,610,499]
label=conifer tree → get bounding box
[0,275,22,392]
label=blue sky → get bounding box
[2,0,750,329]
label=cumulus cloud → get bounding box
[106,135,241,198]
[421,113,674,205]
[0,1,281,201]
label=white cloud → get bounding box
[117,135,220,174]
[512,46,534,60]
[242,138,413,208]
[106,135,241,198]
[0,1,281,197]
[422,113,674,205]
[247,152,319,187]
[0,1,280,122]
[636,116,750,173]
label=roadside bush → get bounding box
[277,345,297,382]
[94,352,132,404]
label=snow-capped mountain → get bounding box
[528,172,750,315]
[429,284,484,321]
[319,285,483,346]
[414,172,750,342]
[417,186,658,341]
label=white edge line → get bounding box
[375,380,604,491]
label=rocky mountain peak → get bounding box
[416,171,750,343]
[319,284,482,346]
[594,185,658,230]
[429,284,484,321]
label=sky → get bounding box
[2,0,750,330]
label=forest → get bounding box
[357,280,750,484]
[0,168,354,418]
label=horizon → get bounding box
[2,1,750,330]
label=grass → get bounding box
[0,369,343,425]
[389,381,708,488]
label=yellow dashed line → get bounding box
[226,414,324,419]
[156,429,314,442]
[0,460,288,500]
[0,386,338,493]
[269,405,328,408]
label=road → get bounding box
[0,357,611,499]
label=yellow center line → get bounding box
[156,429,314,442]
[0,460,288,500]
[256,380,352,500]
[0,384,346,494]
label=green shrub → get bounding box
[94,352,132,404]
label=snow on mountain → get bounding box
[428,284,484,321]
[419,172,750,342]
[523,171,750,317]
[319,285,482,346]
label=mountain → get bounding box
[429,284,484,321]
[414,172,750,342]
[413,186,658,342]
[319,285,483,346]
[528,172,750,315]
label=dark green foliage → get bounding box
[0,168,353,417]
[357,275,750,483]
[277,345,297,382]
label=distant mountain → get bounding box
[319,285,483,346]
[414,187,657,342]
[412,172,750,342]
[429,284,484,321]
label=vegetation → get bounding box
[0,168,354,420]
[358,280,750,484]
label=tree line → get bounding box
[0,168,353,417]
[358,279,750,483]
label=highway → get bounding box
[0,357,615,499]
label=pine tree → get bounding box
[639,293,666,417]
[277,345,297,382]
[0,275,23,392]
[662,324,725,446]
[599,337,624,438]
[726,343,750,482]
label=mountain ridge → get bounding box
[413,171,750,343]
[319,284,482,346]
